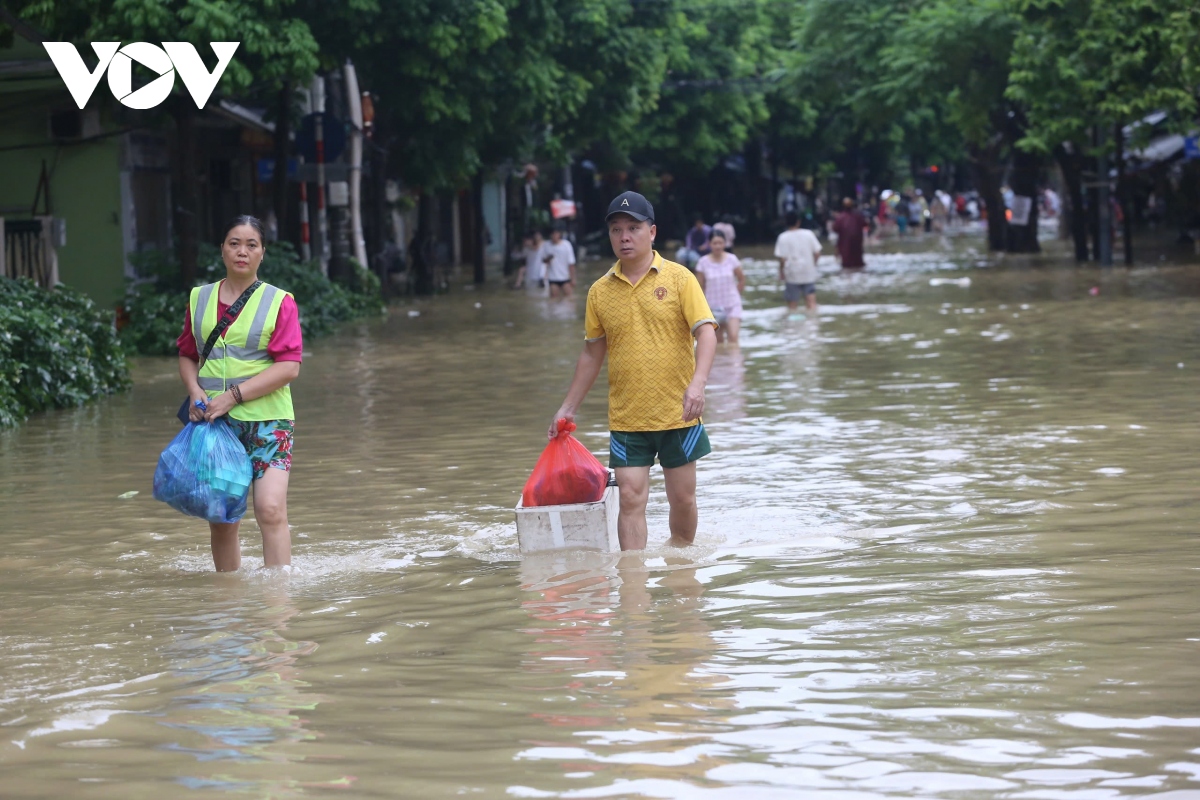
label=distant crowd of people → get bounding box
[510,182,1068,330]
[868,186,1062,236]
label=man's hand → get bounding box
[203,390,237,422]
[682,380,705,422]
[548,407,575,440]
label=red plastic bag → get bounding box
[522,420,609,507]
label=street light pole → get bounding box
[1096,125,1112,266]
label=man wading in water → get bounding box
[549,191,718,550]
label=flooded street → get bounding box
[2,236,1199,798]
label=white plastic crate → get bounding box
[514,486,620,554]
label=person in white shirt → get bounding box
[774,212,822,313]
[541,228,577,297]
[512,230,547,293]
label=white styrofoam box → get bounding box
[515,486,620,554]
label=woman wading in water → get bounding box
[177,216,302,571]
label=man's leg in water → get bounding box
[615,465,651,550]
[663,460,698,546]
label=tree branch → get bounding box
[0,3,48,44]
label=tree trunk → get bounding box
[1006,146,1041,253]
[171,100,200,288]
[409,189,435,295]
[969,141,1006,252]
[1114,122,1133,265]
[272,81,293,244]
[472,172,486,284]
[1054,143,1090,261]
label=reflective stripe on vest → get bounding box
[190,281,295,421]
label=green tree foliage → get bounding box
[13,0,319,88]
[308,0,672,190]
[623,0,774,174]
[0,278,131,429]
[1008,0,1200,150]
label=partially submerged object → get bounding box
[515,485,619,554]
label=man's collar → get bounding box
[610,251,663,282]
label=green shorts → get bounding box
[609,424,711,470]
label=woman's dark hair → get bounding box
[710,229,726,242]
[223,215,266,243]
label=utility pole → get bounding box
[312,75,330,275]
[344,59,368,271]
[1096,125,1112,266]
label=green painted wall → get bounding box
[0,105,126,309]
[1,36,127,309]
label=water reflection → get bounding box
[517,553,728,790]
[157,582,350,794]
[705,346,746,423]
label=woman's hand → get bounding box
[203,390,237,422]
[188,388,208,422]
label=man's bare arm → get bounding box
[683,324,717,422]
[549,338,607,439]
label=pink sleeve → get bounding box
[177,304,200,362]
[267,295,304,363]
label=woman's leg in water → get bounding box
[211,521,241,572]
[254,468,292,567]
[725,317,741,344]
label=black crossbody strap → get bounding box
[199,280,263,363]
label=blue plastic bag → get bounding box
[153,416,253,523]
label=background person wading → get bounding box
[542,228,577,297]
[695,229,745,345]
[550,191,718,551]
[177,216,302,572]
[775,211,822,314]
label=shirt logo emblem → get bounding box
[654,287,668,301]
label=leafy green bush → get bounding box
[120,243,384,355]
[0,277,131,429]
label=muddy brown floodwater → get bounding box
[1,234,1198,799]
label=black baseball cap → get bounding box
[605,191,655,223]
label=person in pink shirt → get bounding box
[694,229,745,344]
[177,216,302,572]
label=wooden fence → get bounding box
[0,217,59,289]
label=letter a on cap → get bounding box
[622,199,629,206]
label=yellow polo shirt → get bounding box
[584,252,717,432]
